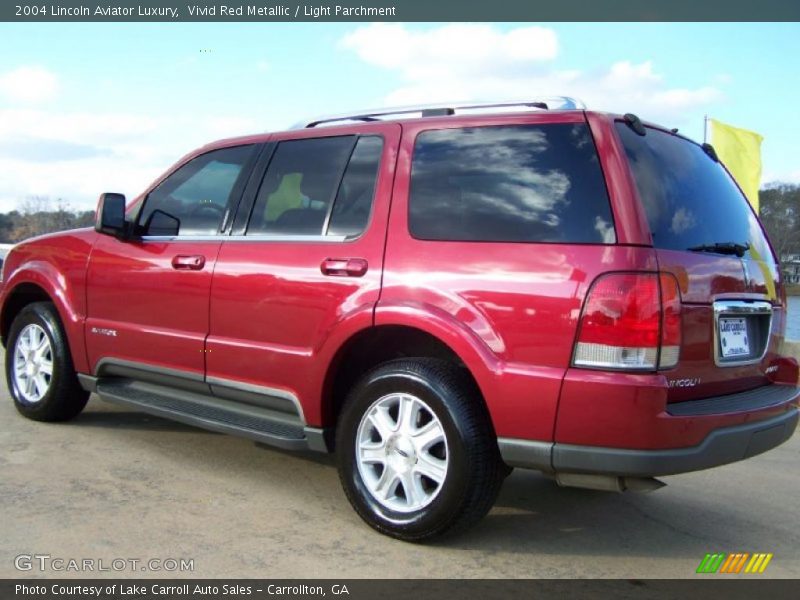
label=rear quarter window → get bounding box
[408,124,615,244]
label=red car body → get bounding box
[1,108,798,482]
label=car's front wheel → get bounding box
[336,359,504,541]
[5,301,89,421]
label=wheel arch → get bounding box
[0,268,89,374]
[1,281,56,346]
[320,318,500,437]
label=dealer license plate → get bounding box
[719,317,750,359]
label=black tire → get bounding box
[336,358,504,541]
[5,301,89,422]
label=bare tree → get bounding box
[9,196,94,242]
[760,184,800,259]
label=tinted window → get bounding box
[408,124,615,243]
[248,136,355,236]
[615,123,772,259]
[327,136,383,237]
[139,145,254,236]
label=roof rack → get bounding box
[294,97,586,129]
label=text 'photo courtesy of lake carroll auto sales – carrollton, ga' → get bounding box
[42,4,397,18]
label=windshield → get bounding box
[615,122,774,263]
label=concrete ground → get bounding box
[1,361,799,579]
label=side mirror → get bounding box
[95,193,127,239]
[145,209,180,237]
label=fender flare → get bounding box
[1,263,89,373]
[374,302,503,387]
[308,301,504,428]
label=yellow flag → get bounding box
[709,118,763,213]
[710,118,775,300]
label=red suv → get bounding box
[2,99,798,541]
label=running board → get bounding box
[94,378,311,451]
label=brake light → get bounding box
[572,273,681,371]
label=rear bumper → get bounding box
[500,384,799,477]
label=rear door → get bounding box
[614,122,784,401]
[205,123,400,426]
[380,113,633,441]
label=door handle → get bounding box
[320,258,368,277]
[171,255,206,270]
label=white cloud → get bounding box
[0,107,261,212]
[342,23,558,77]
[0,156,162,212]
[670,207,698,235]
[0,109,160,143]
[786,169,800,182]
[340,24,723,127]
[0,66,59,104]
[204,116,260,139]
[763,168,800,185]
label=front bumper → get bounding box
[500,384,799,477]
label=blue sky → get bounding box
[0,22,798,212]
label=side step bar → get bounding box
[85,377,325,452]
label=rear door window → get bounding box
[615,123,772,259]
[247,135,383,238]
[248,136,354,236]
[408,124,615,244]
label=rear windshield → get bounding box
[615,123,772,260]
[409,124,615,244]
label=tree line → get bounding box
[0,197,95,243]
[760,183,800,259]
[1,186,799,258]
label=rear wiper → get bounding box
[687,242,750,257]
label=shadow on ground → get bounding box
[69,409,209,433]
[52,399,797,564]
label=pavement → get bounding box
[1,353,799,579]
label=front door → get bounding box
[85,143,259,380]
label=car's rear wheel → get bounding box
[5,302,89,421]
[336,358,504,541]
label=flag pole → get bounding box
[704,114,708,144]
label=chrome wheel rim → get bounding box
[13,324,54,403]
[356,393,449,513]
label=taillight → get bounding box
[573,272,681,371]
[658,273,681,368]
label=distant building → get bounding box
[782,254,800,283]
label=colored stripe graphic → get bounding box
[759,554,773,573]
[697,552,773,574]
[720,553,750,573]
[733,553,749,573]
[696,554,712,573]
[697,553,726,573]
[749,553,773,573]
[719,554,737,573]
[699,552,775,574]
[745,554,762,573]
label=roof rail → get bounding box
[293,97,586,129]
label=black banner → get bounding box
[3,580,800,600]
[2,0,800,22]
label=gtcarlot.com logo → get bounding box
[696,552,773,574]
[14,554,194,573]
